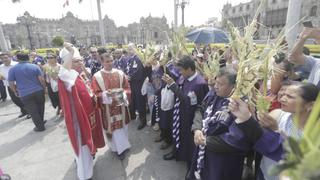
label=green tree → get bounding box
[51,36,64,47]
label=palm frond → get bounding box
[202,52,221,80]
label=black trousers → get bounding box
[47,82,60,109]
[160,128,173,144]
[7,87,27,114]
[129,81,147,122]
[0,80,7,100]
[21,90,45,129]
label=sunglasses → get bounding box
[90,51,97,53]
[46,56,55,59]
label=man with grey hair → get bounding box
[187,68,251,180]
[85,47,102,76]
[125,44,147,130]
[112,48,126,72]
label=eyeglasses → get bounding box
[46,56,55,59]
[90,51,97,53]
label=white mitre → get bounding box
[59,44,82,63]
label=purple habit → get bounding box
[169,73,209,164]
[187,91,251,180]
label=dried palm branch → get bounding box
[169,27,190,60]
[228,1,264,100]
[202,52,221,80]
[159,47,169,66]
[43,64,59,78]
[229,0,285,112]
[255,30,287,112]
[135,43,157,65]
[135,48,145,63]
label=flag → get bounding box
[63,0,69,8]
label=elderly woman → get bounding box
[229,82,319,180]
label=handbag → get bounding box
[160,85,175,111]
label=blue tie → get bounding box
[194,104,214,179]
[154,95,160,122]
[172,97,181,149]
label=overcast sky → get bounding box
[0,0,250,26]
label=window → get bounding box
[154,32,158,38]
[232,8,235,13]
[240,6,243,12]
[272,0,277,3]
[246,5,250,10]
[310,6,317,16]
[265,8,287,27]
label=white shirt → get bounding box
[303,56,320,85]
[0,61,18,86]
[260,111,302,180]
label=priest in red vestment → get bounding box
[92,53,131,160]
[58,42,105,180]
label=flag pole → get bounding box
[97,0,106,46]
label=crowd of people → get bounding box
[0,27,319,180]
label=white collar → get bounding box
[187,71,197,81]
[4,61,17,67]
[101,68,115,73]
[152,61,160,71]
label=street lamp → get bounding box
[178,0,189,27]
[17,12,36,49]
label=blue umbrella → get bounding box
[186,27,229,44]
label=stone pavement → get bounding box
[0,99,187,180]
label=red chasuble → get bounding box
[92,69,131,134]
[58,77,105,155]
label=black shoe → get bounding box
[118,152,126,160]
[154,136,163,143]
[26,115,32,119]
[18,113,27,118]
[33,127,45,132]
[44,120,47,124]
[163,151,176,160]
[137,122,146,130]
[130,114,136,121]
[160,142,171,150]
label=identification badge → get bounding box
[132,61,138,68]
[188,91,197,105]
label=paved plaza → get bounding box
[0,98,186,180]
